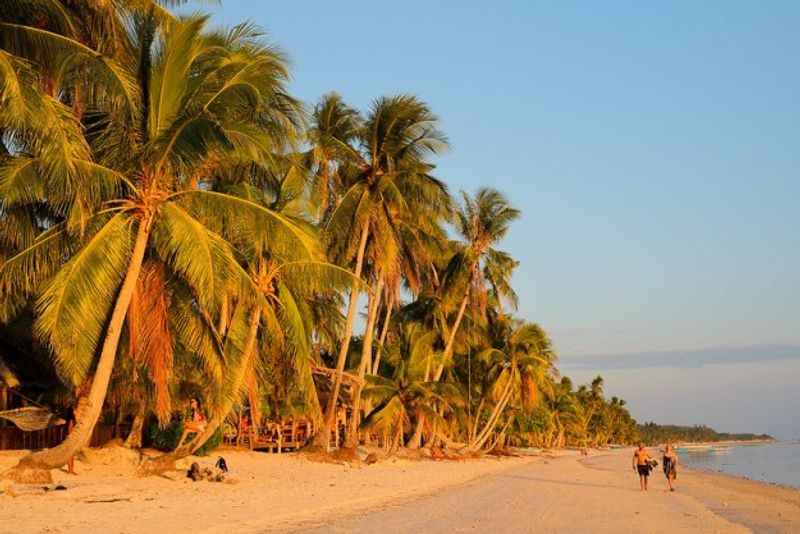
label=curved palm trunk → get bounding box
[405,410,425,449]
[6,218,151,480]
[346,275,383,448]
[123,402,147,449]
[433,291,470,382]
[314,223,369,450]
[371,294,393,375]
[184,306,262,456]
[408,290,470,448]
[139,307,261,474]
[488,417,513,451]
[468,379,513,451]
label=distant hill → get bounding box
[638,422,774,445]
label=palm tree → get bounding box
[170,165,358,459]
[310,94,449,449]
[404,188,519,448]
[465,316,555,451]
[361,322,461,452]
[433,188,520,382]
[0,13,312,478]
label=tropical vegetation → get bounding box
[0,0,641,480]
[637,423,773,446]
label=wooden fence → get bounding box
[0,423,119,451]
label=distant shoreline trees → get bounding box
[638,422,773,445]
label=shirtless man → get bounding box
[633,442,651,491]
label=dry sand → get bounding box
[0,447,797,533]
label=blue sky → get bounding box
[191,1,800,437]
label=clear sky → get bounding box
[191,1,800,437]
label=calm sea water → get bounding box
[679,442,800,488]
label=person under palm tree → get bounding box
[176,398,206,450]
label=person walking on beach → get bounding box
[633,442,651,491]
[662,443,678,492]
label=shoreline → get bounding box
[679,464,800,532]
[583,448,800,533]
[1,447,798,533]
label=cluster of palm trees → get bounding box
[508,375,640,449]
[0,1,638,477]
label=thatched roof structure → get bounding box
[311,364,362,407]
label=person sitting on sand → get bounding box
[633,442,651,491]
[662,443,678,492]
[176,397,206,449]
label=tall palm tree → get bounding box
[405,188,519,448]
[433,188,520,382]
[0,13,311,477]
[310,94,449,449]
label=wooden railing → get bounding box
[0,423,122,451]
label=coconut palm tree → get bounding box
[464,316,555,451]
[0,13,312,478]
[432,188,521,383]
[310,94,449,449]
[168,163,358,459]
[361,322,461,452]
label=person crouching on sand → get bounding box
[663,443,678,492]
[633,442,651,491]
[176,397,207,449]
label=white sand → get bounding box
[0,448,534,533]
[1,447,798,533]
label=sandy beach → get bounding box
[1,447,798,533]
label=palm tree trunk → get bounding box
[433,290,470,381]
[184,306,261,455]
[314,223,369,450]
[371,294,393,375]
[488,418,513,451]
[470,397,486,442]
[123,402,147,449]
[139,306,262,475]
[405,409,425,449]
[469,380,513,451]
[7,217,152,479]
[247,371,261,441]
[346,274,383,448]
[407,289,471,447]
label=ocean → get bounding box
[679,441,800,488]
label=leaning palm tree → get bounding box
[310,94,450,449]
[361,322,461,452]
[0,13,311,479]
[465,316,555,451]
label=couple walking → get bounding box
[632,442,678,491]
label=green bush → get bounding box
[147,419,183,451]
